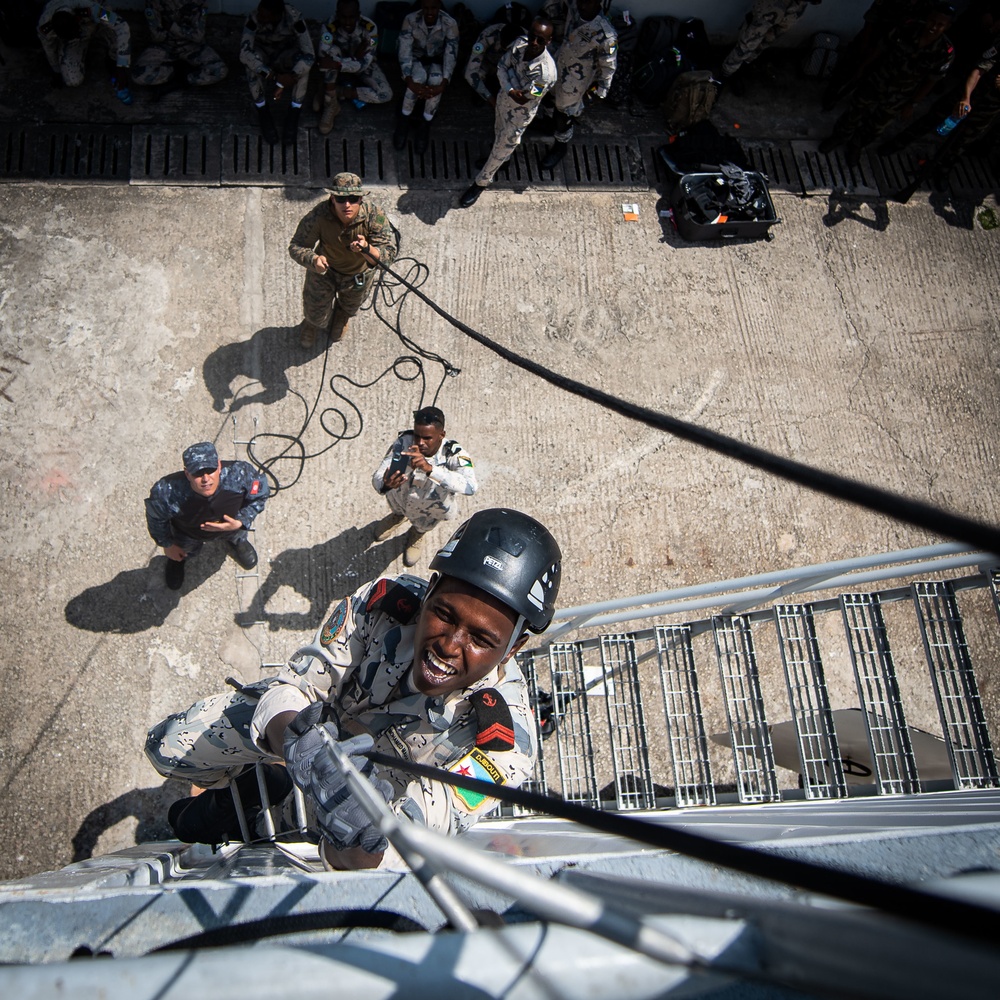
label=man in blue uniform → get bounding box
[145,442,270,590]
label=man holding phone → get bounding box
[371,406,477,567]
[288,172,399,348]
[145,442,270,591]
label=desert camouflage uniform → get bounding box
[38,1,131,87]
[831,19,955,147]
[474,37,557,187]
[398,8,459,117]
[319,12,392,104]
[239,3,314,104]
[721,0,816,78]
[145,460,270,556]
[289,196,399,328]
[373,431,478,532]
[145,574,537,854]
[133,1,227,87]
[464,22,509,103]
[542,1,617,142]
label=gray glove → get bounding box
[282,701,340,792]
[308,733,394,852]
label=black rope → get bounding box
[238,259,460,495]
[367,751,1000,950]
[153,908,425,952]
[369,258,1000,557]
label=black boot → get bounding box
[415,116,432,155]
[393,114,410,150]
[256,104,278,145]
[282,104,302,145]
[541,141,568,171]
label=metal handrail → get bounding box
[541,545,996,645]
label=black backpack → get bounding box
[675,18,710,70]
[603,11,642,109]
[630,16,687,107]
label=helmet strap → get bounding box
[502,615,528,661]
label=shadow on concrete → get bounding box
[66,546,229,633]
[203,325,328,414]
[238,521,408,631]
[393,188,458,226]
[822,193,890,231]
[71,778,188,861]
[929,190,977,230]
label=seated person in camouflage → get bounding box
[145,442,270,591]
[394,0,460,154]
[288,172,399,348]
[463,3,534,105]
[372,406,478,567]
[37,1,132,100]
[539,0,617,169]
[133,0,228,89]
[146,508,561,871]
[315,0,392,135]
[239,0,315,146]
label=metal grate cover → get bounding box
[560,139,647,189]
[792,139,879,195]
[914,581,999,789]
[713,615,779,804]
[741,141,803,193]
[655,625,715,807]
[0,126,34,180]
[34,126,131,181]
[774,604,846,799]
[131,129,221,185]
[312,135,389,186]
[221,128,311,185]
[548,642,600,807]
[841,593,920,795]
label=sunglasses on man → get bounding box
[333,195,362,204]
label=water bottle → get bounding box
[936,106,969,135]
[352,99,366,110]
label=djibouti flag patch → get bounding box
[449,747,505,810]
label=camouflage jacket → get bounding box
[866,20,955,97]
[145,460,270,545]
[144,0,206,45]
[239,3,314,74]
[250,575,538,836]
[397,9,459,81]
[544,1,617,97]
[464,22,508,101]
[288,197,398,278]
[497,35,558,106]
[319,13,378,75]
[38,2,132,68]
[373,431,477,532]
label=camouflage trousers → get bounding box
[721,0,810,77]
[246,44,311,103]
[48,25,126,87]
[302,265,378,328]
[146,686,276,788]
[832,86,911,147]
[322,63,394,104]
[475,90,541,186]
[134,40,229,87]
[401,60,447,117]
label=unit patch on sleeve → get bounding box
[448,746,506,811]
[321,598,350,646]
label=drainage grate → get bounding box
[0,126,34,179]
[792,139,879,195]
[490,142,563,189]
[311,135,389,185]
[870,147,929,196]
[221,128,311,185]
[35,126,131,181]
[561,139,647,189]
[131,129,221,185]
[397,137,479,185]
[741,141,802,193]
[948,154,1000,199]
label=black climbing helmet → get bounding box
[429,508,562,633]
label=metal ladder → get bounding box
[520,578,1000,811]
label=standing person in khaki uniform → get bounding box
[287,172,399,348]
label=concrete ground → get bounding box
[1,19,999,881]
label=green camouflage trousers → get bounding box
[302,265,378,327]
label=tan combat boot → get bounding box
[298,320,321,348]
[329,304,351,342]
[318,92,341,135]
[373,511,406,542]
[403,527,426,567]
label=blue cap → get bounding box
[182,442,219,474]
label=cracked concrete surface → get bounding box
[0,173,999,879]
